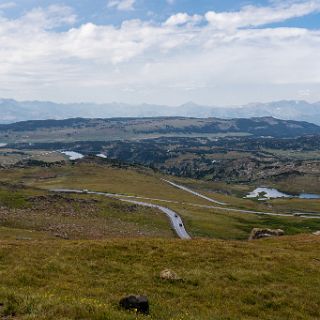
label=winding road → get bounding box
[51,181,320,240]
[51,188,191,239]
[118,199,191,239]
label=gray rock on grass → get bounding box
[160,269,181,281]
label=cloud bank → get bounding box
[0,1,320,104]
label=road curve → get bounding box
[118,199,191,239]
[50,188,191,240]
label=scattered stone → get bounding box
[313,231,320,236]
[249,228,284,240]
[119,295,149,314]
[160,269,181,281]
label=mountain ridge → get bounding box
[0,98,320,124]
[0,116,319,143]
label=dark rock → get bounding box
[249,228,284,240]
[119,295,149,314]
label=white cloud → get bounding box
[0,2,16,10]
[107,0,135,11]
[17,5,77,30]
[205,1,320,30]
[164,13,202,26]
[0,1,320,104]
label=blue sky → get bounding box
[0,0,320,105]
[4,0,320,28]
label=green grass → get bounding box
[0,236,319,319]
[0,162,319,240]
[0,163,212,205]
[0,188,29,209]
[0,185,174,240]
[164,202,320,240]
[0,226,55,240]
[2,162,319,214]
[0,163,319,319]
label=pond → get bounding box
[96,153,107,159]
[298,193,320,199]
[61,151,84,160]
[245,187,320,200]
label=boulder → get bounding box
[160,269,181,281]
[119,295,149,314]
[313,231,320,236]
[249,228,284,240]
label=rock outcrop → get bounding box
[249,228,284,240]
[160,269,181,281]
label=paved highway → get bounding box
[118,199,191,239]
[51,188,191,239]
[51,182,320,240]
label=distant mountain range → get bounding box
[0,99,320,124]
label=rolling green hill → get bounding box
[0,116,319,144]
[0,161,319,240]
[0,236,319,319]
[0,159,319,319]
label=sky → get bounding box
[0,0,320,106]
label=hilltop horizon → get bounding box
[1,98,320,125]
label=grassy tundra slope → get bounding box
[0,184,174,240]
[0,161,319,319]
[0,161,319,240]
[0,236,319,320]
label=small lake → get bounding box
[61,151,84,160]
[245,187,320,200]
[298,193,320,199]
